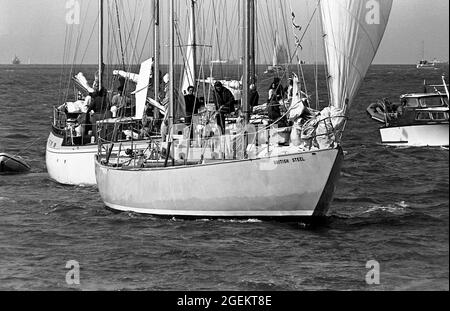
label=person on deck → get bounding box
[184,86,201,124]
[249,83,260,110]
[184,85,204,140]
[268,77,285,103]
[110,85,131,117]
[211,81,235,134]
[87,86,110,138]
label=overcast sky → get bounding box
[0,0,448,64]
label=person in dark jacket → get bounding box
[249,83,260,109]
[184,86,203,125]
[211,81,235,134]
[268,77,285,102]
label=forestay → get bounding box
[320,0,393,110]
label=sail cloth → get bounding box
[112,59,153,119]
[320,0,393,110]
[133,58,153,119]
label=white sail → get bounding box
[272,33,288,67]
[134,58,153,119]
[320,0,393,110]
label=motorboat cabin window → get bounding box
[403,98,419,108]
[416,112,432,121]
[431,112,449,121]
[418,96,447,108]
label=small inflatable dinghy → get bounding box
[0,153,31,173]
[366,101,388,123]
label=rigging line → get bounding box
[5,136,48,161]
[137,19,152,63]
[286,0,304,93]
[114,0,126,70]
[107,5,123,71]
[211,0,224,78]
[79,8,98,64]
[257,2,271,66]
[317,0,331,108]
[131,1,148,65]
[71,0,94,67]
[265,0,275,46]
[62,24,74,103]
[123,1,145,69]
[58,23,70,105]
[174,20,187,89]
[289,0,319,64]
[64,19,85,104]
[279,0,292,63]
[314,1,319,110]
[121,2,138,65]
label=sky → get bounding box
[0,0,449,65]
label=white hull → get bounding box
[46,132,149,186]
[95,147,344,218]
[380,123,449,147]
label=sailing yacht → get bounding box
[95,0,393,219]
[45,0,156,186]
[11,55,21,65]
[417,41,437,69]
[264,33,289,74]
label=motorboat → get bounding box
[367,77,449,147]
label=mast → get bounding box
[169,0,174,140]
[154,0,160,107]
[98,0,104,89]
[190,0,197,85]
[242,0,255,158]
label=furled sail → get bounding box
[133,58,153,119]
[320,0,393,110]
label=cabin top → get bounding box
[399,93,448,109]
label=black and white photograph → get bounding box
[0,0,448,297]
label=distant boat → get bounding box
[11,55,21,65]
[264,32,289,74]
[416,41,436,69]
[210,59,229,64]
[0,153,31,173]
[367,76,449,147]
[417,59,436,69]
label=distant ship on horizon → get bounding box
[11,55,21,65]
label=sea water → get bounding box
[0,64,448,290]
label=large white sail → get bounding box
[320,0,393,110]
